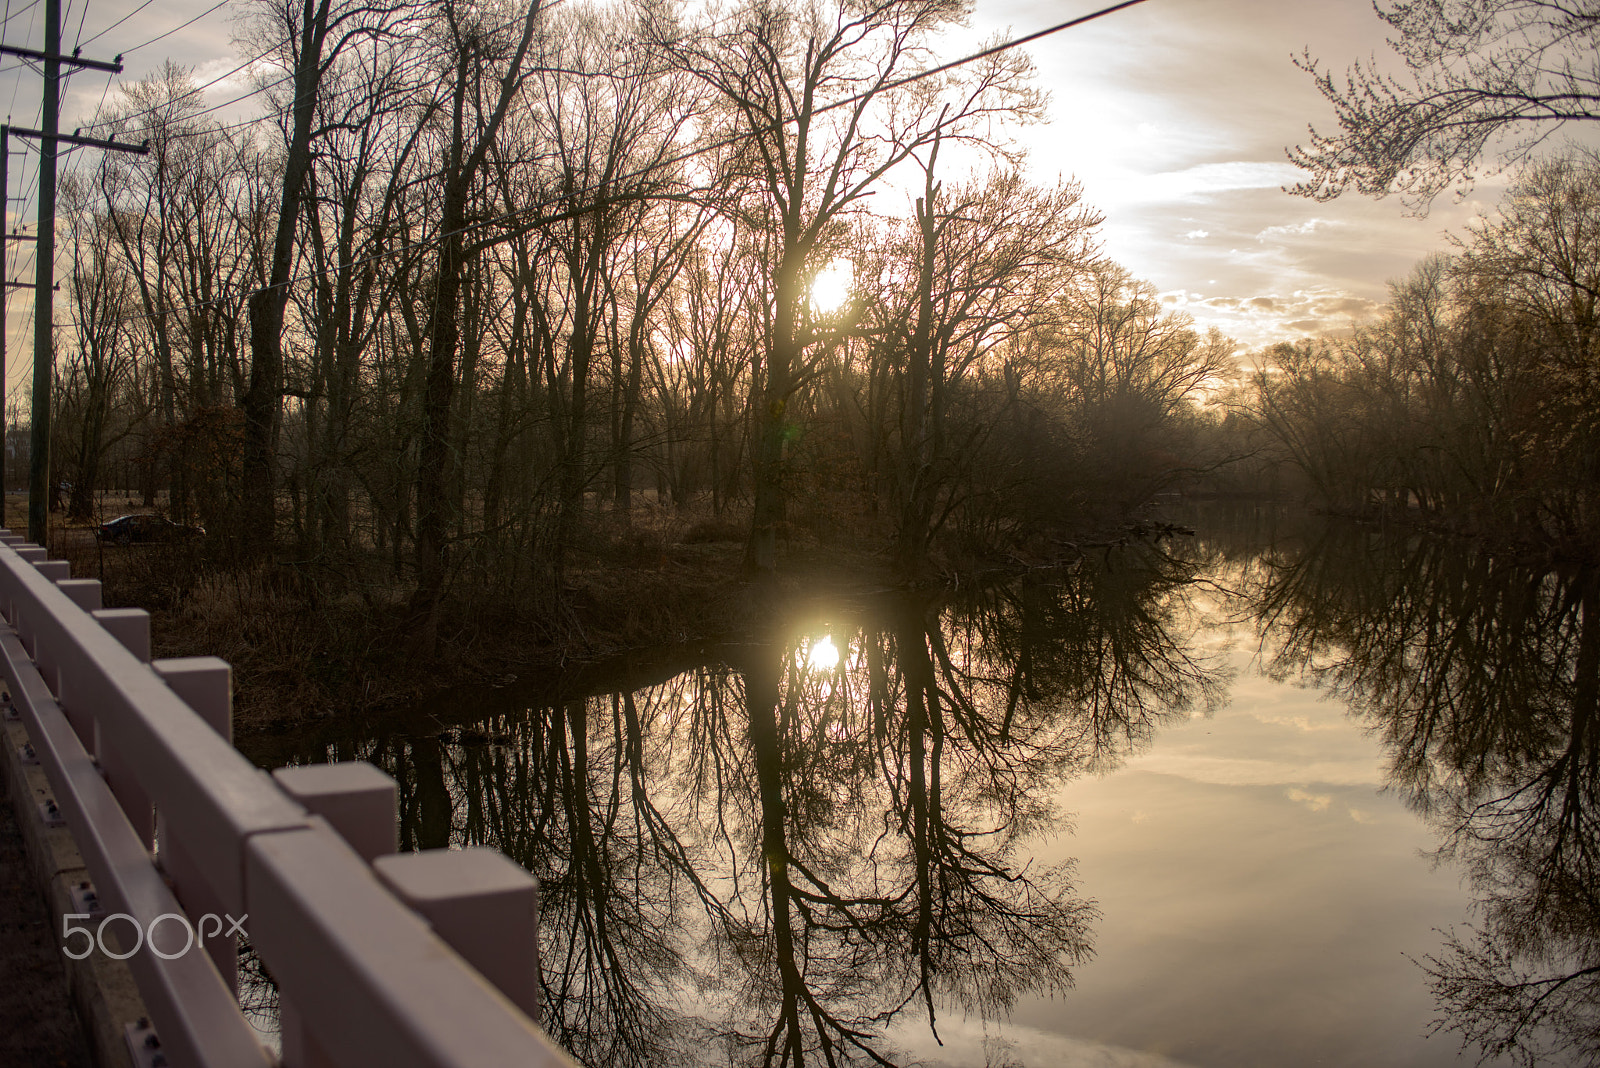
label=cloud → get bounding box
[1256,218,1339,241]
[1318,296,1377,316]
[1184,229,1210,239]
[1287,787,1333,812]
[1160,287,1383,348]
[888,1013,1203,1068]
[1116,161,1306,205]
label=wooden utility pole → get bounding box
[29,0,59,545]
[1,125,10,504]
[1,1,142,543]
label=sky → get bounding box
[967,0,1514,349]
[0,0,1566,407]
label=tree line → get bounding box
[42,0,1230,638]
[1244,151,1600,552]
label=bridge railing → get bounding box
[0,532,570,1068]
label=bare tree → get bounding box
[661,0,1039,576]
[411,0,546,649]
[1290,0,1600,209]
[240,0,413,560]
[57,181,137,520]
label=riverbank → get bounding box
[109,534,908,739]
[13,495,1171,741]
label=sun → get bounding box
[806,634,841,673]
[809,260,853,316]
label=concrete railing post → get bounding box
[374,849,541,1022]
[57,578,102,613]
[12,546,48,657]
[91,608,154,849]
[273,761,400,1068]
[152,656,237,995]
[272,763,398,863]
[30,558,71,695]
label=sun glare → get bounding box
[809,260,853,316]
[806,635,841,673]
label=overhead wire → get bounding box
[282,0,1156,298]
[69,0,87,48]
[80,3,573,145]
[0,0,38,31]
[116,0,229,56]
[3,0,39,119]
[74,2,550,137]
[77,0,152,50]
[75,0,1151,330]
[74,39,292,133]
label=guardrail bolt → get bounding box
[69,881,102,919]
[123,1019,166,1068]
[38,798,65,827]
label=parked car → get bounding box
[96,514,203,546]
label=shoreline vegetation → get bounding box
[23,476,1594,741]
[25,492,1206,738]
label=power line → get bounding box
[75,39,291,133]
[76,0,151,50]
[434,0,1154,274]
[78,0,529,136]
[68,0,87,50]
[82,4,568,142]
[86,0,1150,330]
[0,0,38,31]
[116,0,229,56]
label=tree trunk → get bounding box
[241,0,331,562]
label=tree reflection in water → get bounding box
[266,543,1219,1067]
[1251,526,1600,1067]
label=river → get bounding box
[241,504,1598,1068]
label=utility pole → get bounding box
[30,0,59,545]
[1,1,142,543]
[1,125,9,508]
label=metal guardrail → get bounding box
[0,532,572,1068]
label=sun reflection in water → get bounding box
[806,634,840,673]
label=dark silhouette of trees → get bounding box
[659,0,1041,576]
[240,0,412,561]
[1250,151,1600,550]
[254,543,1224,1067]
[409,0,546,649]
[1247,523,1600,1067]
[48,0,1234,641]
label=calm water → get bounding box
[245,505,1598,1067]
